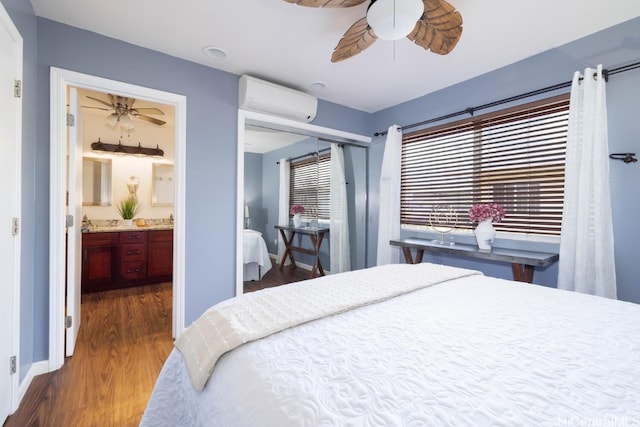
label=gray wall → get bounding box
[5,0,639,386]
[369,17,640,303]
[5,5,372,380]
[244,152,264,231]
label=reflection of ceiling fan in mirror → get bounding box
[84,94,166,129]
[284,0,462,62]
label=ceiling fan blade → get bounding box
[407,0,462,55]
[283,0,367,7]
[133,114,166,126]
[86,95,114,108]
[331,17,377,63]
[81,106,111,111]
[131,107,165,116]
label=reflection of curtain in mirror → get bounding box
[330,144,350,273]
[376,125,402,265]
[278,158,291,265]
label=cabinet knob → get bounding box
[136,250,140,255]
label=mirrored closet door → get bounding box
[240,117,369,293]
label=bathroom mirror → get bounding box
[82,157,112,206]
[152,163,175,206]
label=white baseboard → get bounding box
[16,360,50,411]
[268,253,331,275]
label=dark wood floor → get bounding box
[243,258,311,293]
[5,264,309,427]
[4,283,174,427]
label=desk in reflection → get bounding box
[275,225,329,278]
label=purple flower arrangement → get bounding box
[290,204,305,215]
[469,203,505,223]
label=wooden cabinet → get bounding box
[82,232,118,293]
[81,229,173,293]
[148,230,173,280]
[120,231,148,283]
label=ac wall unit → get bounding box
[239,75,318,123]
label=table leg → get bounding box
[309,232,326,277]
[401,247,424,264]
[278,229,297,270]
[511,263,534,283]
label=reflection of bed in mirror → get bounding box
[243,229,272,281]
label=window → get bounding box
[289,153,331,220]
[401,94,569,236]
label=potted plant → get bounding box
[117,197,140,227]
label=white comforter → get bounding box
[243,229,271,280]
[142,266,640,426]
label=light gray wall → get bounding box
[369,17,640,303]
[244,152,264,232]
[5,9,372,376]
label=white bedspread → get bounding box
[243,229,271,280]
[142,265,640,427]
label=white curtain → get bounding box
[330,143,350,274]
[376,125,402,265]
[277,158,290,265]
[557,64,616,299]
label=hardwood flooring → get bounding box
[243,258,311,293]
[6,265,310,427]
[4,283,173,427]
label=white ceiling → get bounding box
[32,0,640,113]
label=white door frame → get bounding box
[0,1,22,416]
[49,68,186,370]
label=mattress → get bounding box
[243,229,272,280]
[142,264,640,426]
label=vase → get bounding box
[292,213,302,228]
[122,219,134,227]
[474,219,495,250]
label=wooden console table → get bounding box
[390,237,559,283]
[275,225,329,278]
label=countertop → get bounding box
[82,225,173,233]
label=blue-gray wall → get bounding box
[4,0,639,387]
[369,17,640,303]
[4,4,371,382]
[244,152,264,231]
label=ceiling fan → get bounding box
[284,0,463,62]
[84,94,166,129]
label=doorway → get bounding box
[49,68,186,371]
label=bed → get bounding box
[142,263,640,426]
[243,229,272,281]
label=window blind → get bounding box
[290,153,331,220]
[401,94,570,236]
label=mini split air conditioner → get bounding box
[239,75,318,123]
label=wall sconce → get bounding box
[91,138,164,157]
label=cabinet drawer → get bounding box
[149,230,173,242]
[120,231,147,243]
[82,232,118,246]
[120,261,146,280]
[120,243,147,261]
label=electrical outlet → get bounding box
[274,238,278,246]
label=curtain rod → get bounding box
[276,147,331,165]
[373,60,640,137]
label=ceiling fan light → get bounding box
[367,0,423,41]
[119,114,134,130]
[106,113,118,127]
